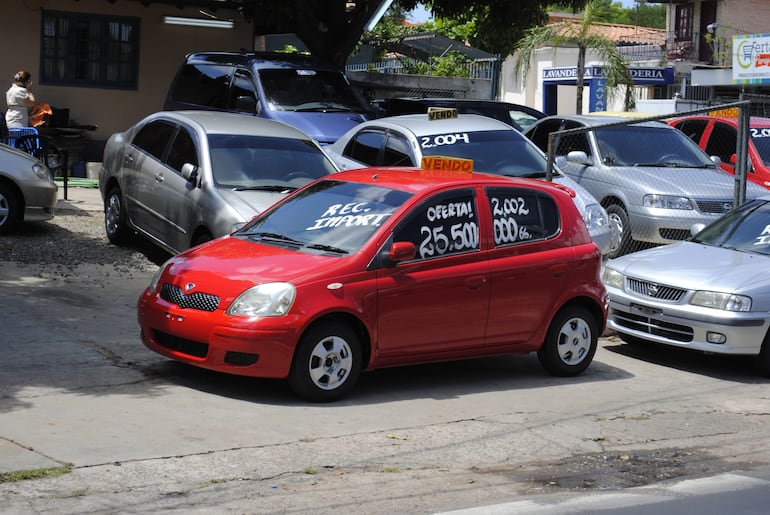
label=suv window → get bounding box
[171,64,231,109]
[485,187,560,247]
[227,68,257,111]
[258,69,363,111]
[132,121,176,161]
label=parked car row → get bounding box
[8,69,770,399]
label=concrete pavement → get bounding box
[55,181,103,213]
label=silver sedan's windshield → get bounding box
[692,199,770,256]
[209,135,337,190]
[595,126,716,168]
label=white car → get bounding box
[603,196,770,375]
[325,113,614,256]
[0,143,57,233]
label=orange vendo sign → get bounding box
[421,156,474,173]
[709,108,739,118]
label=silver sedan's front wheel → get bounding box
[104,186,131,244]
[538,306,598,376]
[289,322,362,402]
[0,183,18,233]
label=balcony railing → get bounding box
[346,57,497,80]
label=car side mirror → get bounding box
[388,241,416,263]
[236,95,259,115]
[566,150,593,166]
[181,162,198,183]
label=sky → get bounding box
[407,0,639,23]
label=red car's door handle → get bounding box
[549,264,568,277]
[465,276,487,290]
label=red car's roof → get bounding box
[671,114,770,127]
[327,167,573,196]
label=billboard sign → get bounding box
[733,33,770,84]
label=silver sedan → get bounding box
[99,111,338,254]
[0,143,57,232]
[603,197,770,375]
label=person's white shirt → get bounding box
[5,83,35,128]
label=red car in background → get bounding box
[137,167,608,401]
[669,114,770,189]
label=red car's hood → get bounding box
[163,236,350,294]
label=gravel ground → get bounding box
[0,201,167,271]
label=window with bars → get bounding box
[40,10,140,89]
[674,4,693,42]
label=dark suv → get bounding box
[378,97,545,131]
[164,51,377,144]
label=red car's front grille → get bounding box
[160,283,220,311]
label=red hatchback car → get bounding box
[670,115,770,189]
[137,167,608,401]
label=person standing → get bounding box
[5,70,36,128]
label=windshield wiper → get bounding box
[294,102,354,113]
[251,232,302,246]
[305,243,349,254]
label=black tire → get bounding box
[538,306,599,377]
[104,186,131,245]
[0,182,19,234]
[605,203,632,258]
[191,230,213,248]
[288,322,362,402]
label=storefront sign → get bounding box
[733,33,770,84]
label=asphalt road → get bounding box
[1,188,769,514]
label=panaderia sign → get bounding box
[542,66,673,84]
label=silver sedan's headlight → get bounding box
[643,194,692,210]
[584,203,608,229]
[691,291,752,311]
[32,163,54,182]
[228,282,296,317]
[601,267,624,289]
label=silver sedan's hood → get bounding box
[217,188,290,223]
[609,241,770,293]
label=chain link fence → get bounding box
[526,100,768,259]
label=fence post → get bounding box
[735,101,750,206]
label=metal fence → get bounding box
[532,101,764,258]
[346,57,497,80]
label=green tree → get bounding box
[514,0,635,114]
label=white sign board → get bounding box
[733,33,770,84]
